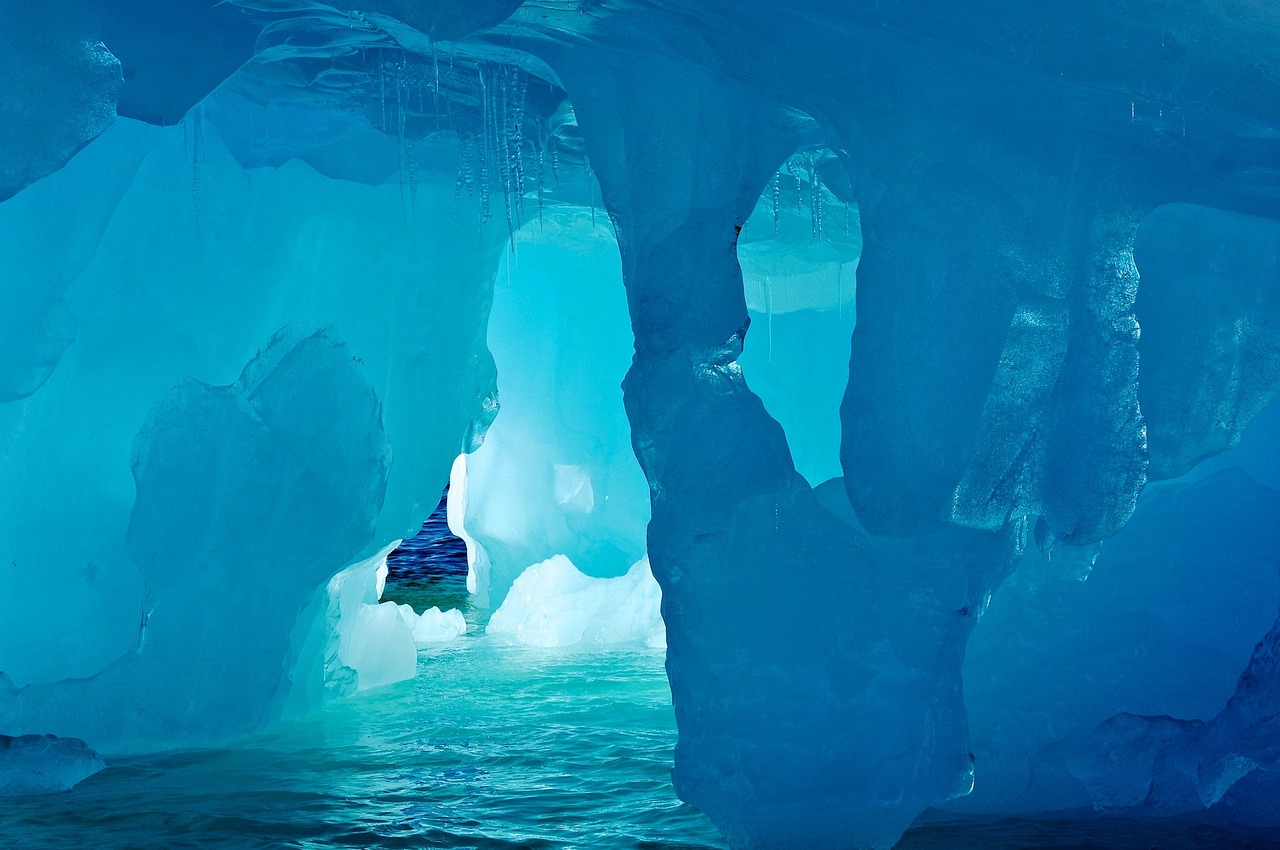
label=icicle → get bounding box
[512,68,527,228]
[496,65,514,247]
[432,41,440,117]
[397,54,408,219]
[478,66,491,229]
[408,139,418,214]
[844,202,851,238]
[771,172,780,237]
[586,156,596,228]
[379,52,387,133]
[810,154,823,242]
[191,103,205,233]
[537,132,546,231]
[550,135,560,185]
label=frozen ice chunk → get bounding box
[0,734,105,796]
[322,542,417,693]
[398,605,468,646]
[487,555,665,649]
[309,541,467,696]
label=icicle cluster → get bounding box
[451,62,548,245]
[769,151,833,243]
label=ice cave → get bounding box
[3,1,1280,848]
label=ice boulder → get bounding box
[487,555,665,649]
[0,734,106,796]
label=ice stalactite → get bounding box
[771,172,780,236]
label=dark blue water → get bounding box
[386,486,469,583]
[384,486,474,622]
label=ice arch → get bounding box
[737,149,860,490]
[447,206,651,613]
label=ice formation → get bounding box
[488,555,665,649]
[0,734,106,796]
[298,541,467,699]
[4,2,1280,848]
[446,209,649,610]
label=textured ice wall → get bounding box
[538,3,1280,844]
[540,48,1022,847]
[0,95,505,751]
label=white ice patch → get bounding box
[553,463,595,513]
[487,555,665,649]
[447,453,487,597]
[396,604,468,645]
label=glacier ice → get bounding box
[0,93,507,751]
[4,1,1280,848]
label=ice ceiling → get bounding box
[4,1,1280,847]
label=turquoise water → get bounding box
[5,630,1280,849]
[4,512,1277,850]
[0,637,725,849]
